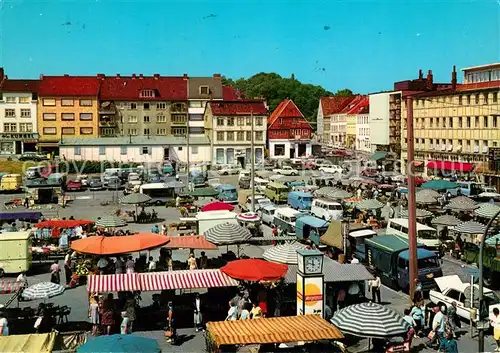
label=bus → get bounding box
[386,218,440,249]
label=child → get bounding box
[120,311,129,334]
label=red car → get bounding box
[66,179,84,191]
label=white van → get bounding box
[311,199,343,221]
[387,218,440,249]
[258,204,277,225]
[273,207,306,236]
[238,170,251,181]
[252,177,270,192]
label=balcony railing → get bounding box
[99,120,116,127]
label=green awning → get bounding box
[371,152,389,161]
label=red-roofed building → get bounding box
[267,99,312,158]
[317,96,356,144]
[0,73,40,154]
[37,75,101,151]
[98,74,188,140]
[205,100,268,166]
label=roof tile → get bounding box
[267,99,304,126]
[1,79,40,92]
[100,75,187,101]
[320,96,357,116]
[222,85,244,100]
[38,76,100,97]
[208,101,267,116]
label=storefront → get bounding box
[0,133,38,155]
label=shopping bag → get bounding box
[427,331,435,340]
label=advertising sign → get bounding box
[297,273,324,316]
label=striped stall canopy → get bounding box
[416,189,441,198]
[207,315,343,346]
[475,203,500,219]
[0,280,24,294]
[314,187,337,197]
[399,208,433,218]
[431,215,461,227]
[446,200,479,212]
[331,302,410,339]
[355,199,384,210]
[95,215,127,228]
[449,196,476,205]
[139,270,239,291]
[204,223,252,245]
[87,273,140,293]
[454,221,487,235]
[263,243,306,265]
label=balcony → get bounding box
[99,119,116,127]
[99,102,116,115]
[170,104,187,113]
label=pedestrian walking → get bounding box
[125,293,136,332]
[64,251,72,285]
[490,307,500,351]
[193,293,204,332]
[50,260,61,284]
[368,272,381,303]
[89,294,100,336]
[125,256,135,274]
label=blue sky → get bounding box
[0,0,498,93]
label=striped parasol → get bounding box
[475,203,500,219]
[262,242,306,265]
[416,189,441,199]
[400,208,433,218]
[416,193,438,205]
[355,199,384,210]
[22,282,65,300]
[315,187,337,197]
[449,196,476,205]
[119,193,152,204]
[330,302,410,339]
[327,189,353,200]
[446,200,479,212]
[454,221,487,234]
[95,215,127,228]
[431,215,461,227]
[204,223,252,245]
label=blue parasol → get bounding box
[77,334,160,353]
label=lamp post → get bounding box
[478,209,500,352]
[341,218,350,258]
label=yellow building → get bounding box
[401,63,500,188]
[346,115,357,149]
[37,76,100,153]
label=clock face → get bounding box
[305,256,322,274]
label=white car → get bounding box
[429,275,500,322]
[258,204,277,225]
[238,170,251,181]
[246,195,272,212]
[319,165,343,174]
[219,165,241,175]
[272,166,299,176]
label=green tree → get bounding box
[334,89,354,97]
[223,73,336,125]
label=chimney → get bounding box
[213,73,221,79]
[97,73,105,79]
[451,65,457,90]
[139,74,144,79]
[426,70,433,90]
[116,74,121,79]
[64,74,69,77]
[132,74,136,79]
[291,73,295,81]
[39,74,44,80]
[153,74,160,80]
[418,69,423,80]
[183,74,188,80]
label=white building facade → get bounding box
[368,92,391,152]
[330,113,347,147]
[0,80,40,154]
[356,113,371,153]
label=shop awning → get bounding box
[163,235,217,250]
[206,315,343,346]
[87,273,140,293]
[426,160,474,172]
[371,152,389,161]
[0,332,56,353]
[0,211,42,221]
[139,270,238,291]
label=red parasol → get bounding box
[35,219,94,229]
[71,233,170,255]
[200,201,234,212]
[221,259,288,282]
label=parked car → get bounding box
[318,165,343,174]
[219,165,241,175]
[18,152,48,161]
[257,204,277,225]
[429,275,500,322]
[66,179,84,191]
[88,177,103,191]
[272,166,299,176]
[107,177,123,190]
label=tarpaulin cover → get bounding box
[206,315,343,346]
[0,332,56,353]
[87,273,141,293]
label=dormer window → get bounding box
[199,86,210,95]
[140,89,155,98]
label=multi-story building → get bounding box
[0,69,40,154]
[267,99,312,159]
[37,75,100,153]
[317,96,356,145]
[356,103,371,153]
[401,63,500,188]
[343,95,369,150]
[99,74,188,142]
[204,101,268,166]
[370,70,453,157]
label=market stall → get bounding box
[205,314,344,352]
[0,332,57,353]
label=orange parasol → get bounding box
[162,235,217,250]
[71,233,170,255]
[35,219,94,228]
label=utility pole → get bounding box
[406,96,418,303]
[250,110,255,213]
